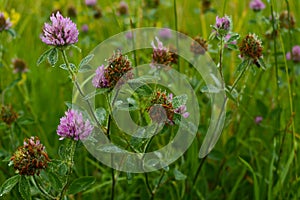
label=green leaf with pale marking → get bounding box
[0,175,20,196]
[79,54,94,68]
[173,169,187,180]
[47,172,63,191]
[18,176,31,200]
[37,48,53,66]
[172,94,187,108]
[78,65,92,73]
[227,34,240,43]
[47,48,58,67]
[201,84,221,93]
[94,107,106,125]
[67,177,96,195]
[226,44,238,50]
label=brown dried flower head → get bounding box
[105,51,132,88]
[10,137,50,176]
[151,37,178,68]
[12,58,28,74]
[190,36,208,56]
[279,10,296,29]
[1,104,18,126]
[239,33,263,63]
[147,90,174,123]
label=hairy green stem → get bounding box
[284,0,297,179]
[173,0,180,73]
[218,37,225,81]
[59,140,77,200]
[61,50,104,132]
[152,170,166,198]
[230,61,249,93]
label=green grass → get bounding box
[1,0,300,199]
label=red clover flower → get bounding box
[92,64,109,88]
[57,109,94,141]
[214,16,231,36]
[41,11,79,47]
[249,0,266,12]
[85,0,97,7]
[286,45,300,63]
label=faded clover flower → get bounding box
[151,37,177,68]
[81,24,89,33]
[255,116,263,125]
[144,0,160,8]
[249,0,266,12]
[286,45,300,63]
[41,11,79,47]
[190,36,208,56]
[57,109,94,141]
[67,5,77,18]
[147,90,189,125]
[12,58,28,74]
[158,28,172,40]
[239,33,263,67]
[10,137,50,176]
[1,104,18,126]
[85,0,97,7]
[279,10,296,29]
[202,0,212,13]
[93,7,103,19]
[0,12,12,32]
[118,1,129,16]
[125,31,133,40]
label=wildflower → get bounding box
[151,37,177,68]
[147,90,189,125]
[85,0,97,7]
[254,116,263,124]
[249,0,266,12]
[10,137,50,176]
[125,31,133,40]
[214,16,231,36]
[158,28,172,40]
[190,36,208,56]
[92,64,109,88]
[3,9,20,27]
[67,5,77,18]
[264,28,279,40]
[286,45,300,63]
[93,7,103,19]
[239,33,263,67]
[202,0,212,13]
[12,58,28,74]
[106,51,132,88]
[0,104,18,126]
[0,12,12,32]
[118,1,129,16]
[57,109,94,140]
[81,24,89,33]
[41,11,79,47]
[144,0,160,8]
[174,105,189,118]
[279,10,296,29]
